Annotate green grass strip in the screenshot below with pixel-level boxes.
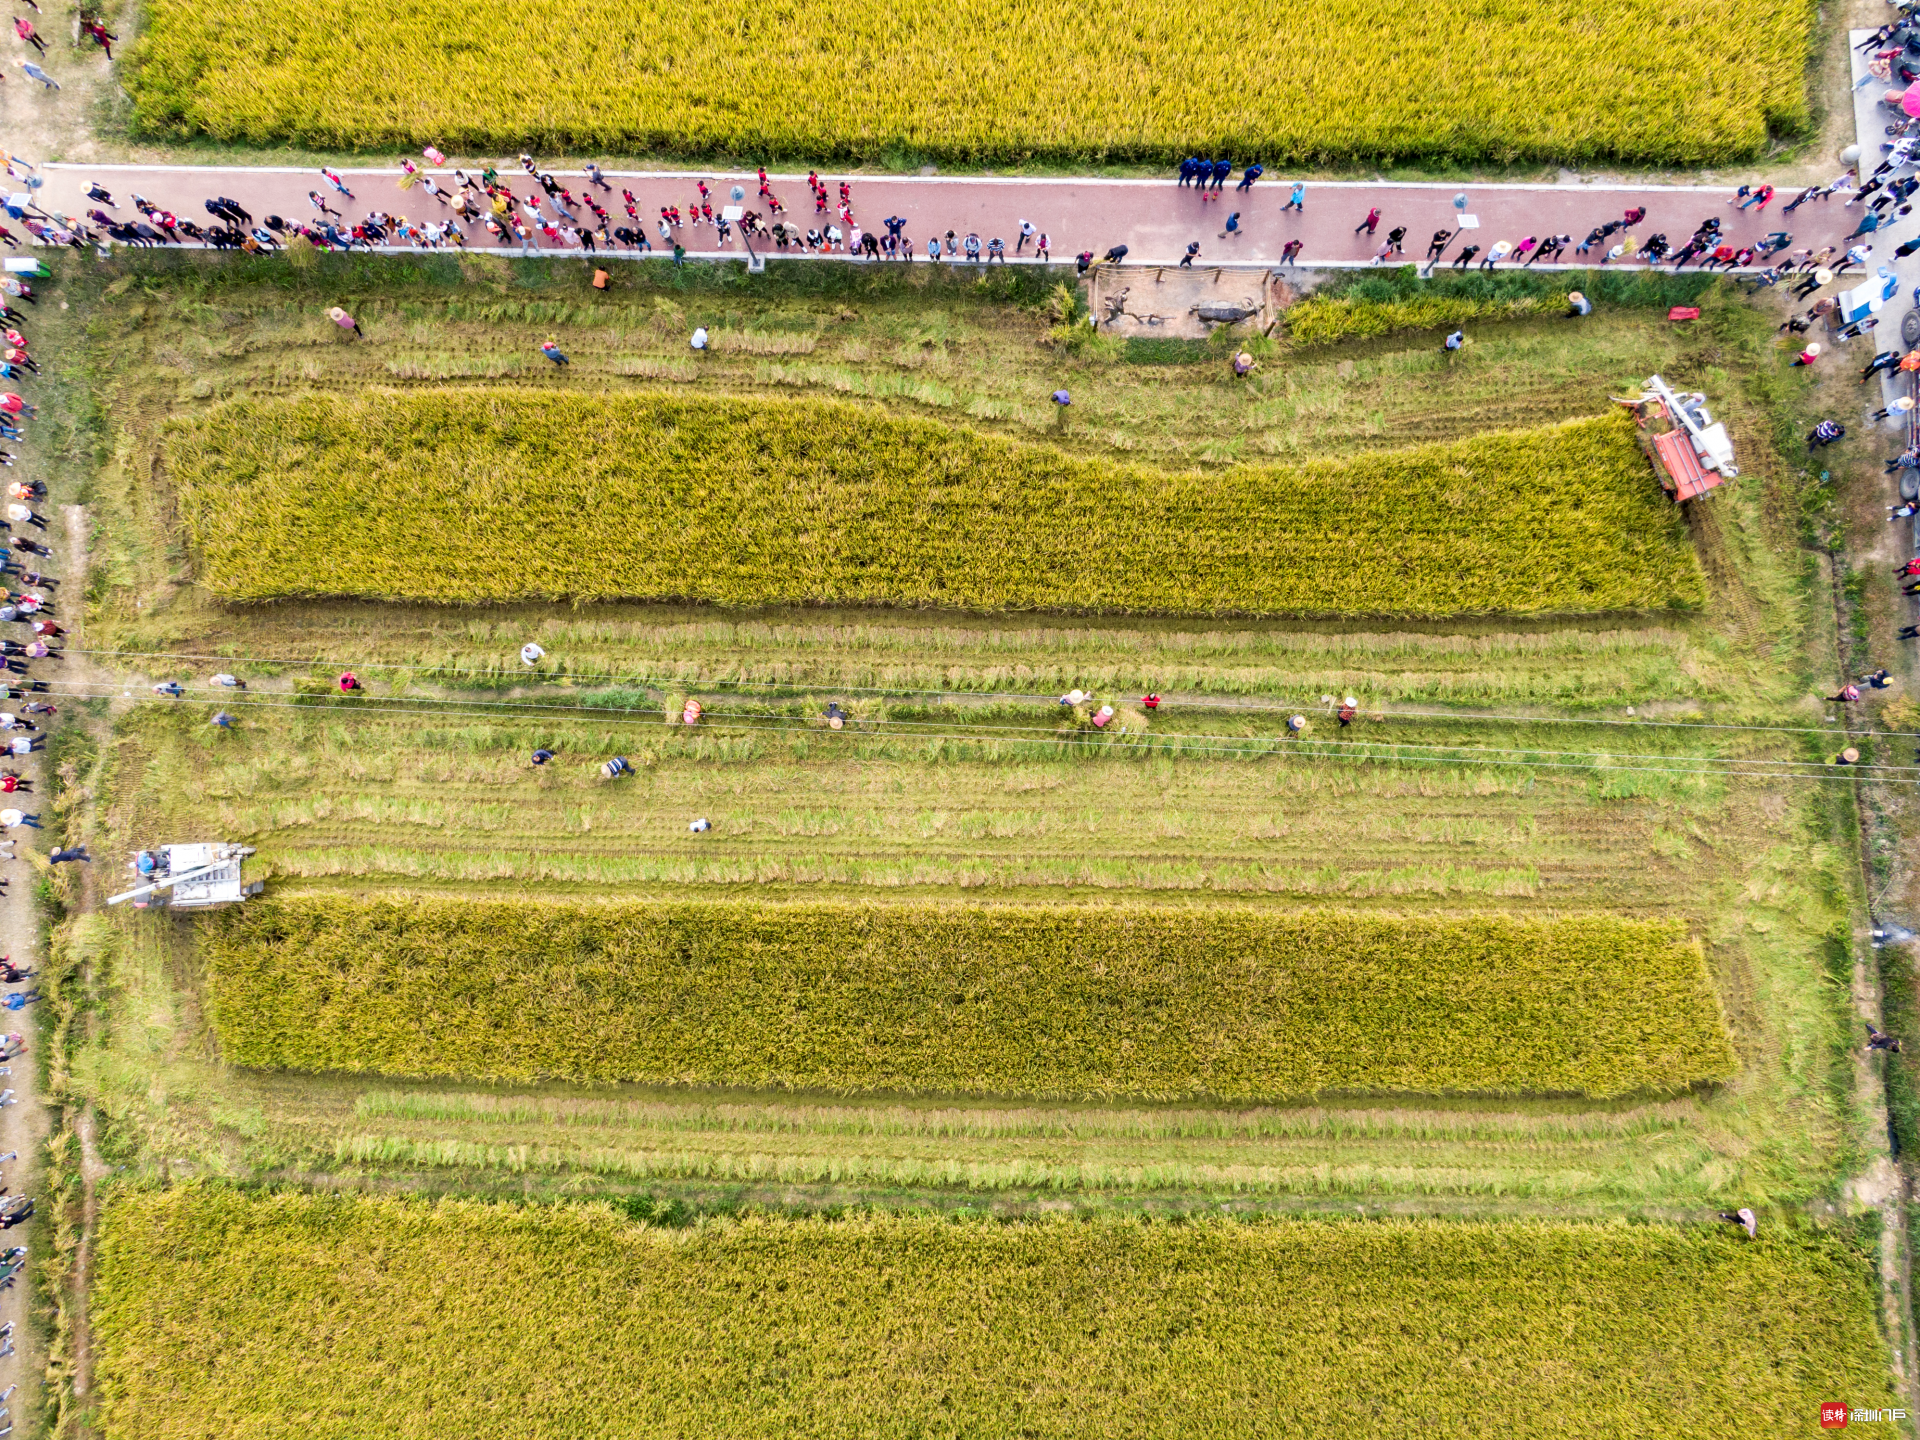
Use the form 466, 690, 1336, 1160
170, 392, 1704, 616
1285, 269, 1722, 345
95, 1189, 1893, 1439
201, 898, 1738, 1100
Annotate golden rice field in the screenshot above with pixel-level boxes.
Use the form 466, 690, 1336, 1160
201, 897, 1739, 1099
169, 391, 1704, 616
93, 1190, 1895, 1440
125, 0, 1816, 164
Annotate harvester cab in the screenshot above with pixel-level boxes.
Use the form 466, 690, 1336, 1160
107, 842, 262, 909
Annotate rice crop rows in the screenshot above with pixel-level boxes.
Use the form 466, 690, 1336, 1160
170, 391, 1704, 616
200, 897, 1738, 1099
125, 0, 1815, 166
93, 1189, 1893, 1440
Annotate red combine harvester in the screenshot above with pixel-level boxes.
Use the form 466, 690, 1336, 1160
1616, 374, 1738, 503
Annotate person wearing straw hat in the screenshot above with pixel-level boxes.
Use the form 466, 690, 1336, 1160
1871, 396, 1916, 422
1564, 290, 1591, 318
326, 306, 362, 338
1834, 747, 1862, 766
1790, 341, 1822, 367
1336, 697, 1358, 727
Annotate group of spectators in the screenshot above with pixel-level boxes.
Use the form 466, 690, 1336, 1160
41, 157, 1065, 265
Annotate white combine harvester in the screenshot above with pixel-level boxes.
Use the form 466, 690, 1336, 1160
106, 843, 262, 909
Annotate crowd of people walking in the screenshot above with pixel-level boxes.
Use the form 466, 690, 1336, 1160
16, 156, 1067, 263
0, 147, 1855, 273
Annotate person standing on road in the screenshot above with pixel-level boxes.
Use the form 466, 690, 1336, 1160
1282, 182, 1304, 213
1426, 229, 1453, 260
1181, 241, 1200, 268
1210, 158, 1232, 192
1846, 211, 1883, 242
1279, 238, 1302, 266
1355, 207, 1380, 236
1235, 163, 1263, 192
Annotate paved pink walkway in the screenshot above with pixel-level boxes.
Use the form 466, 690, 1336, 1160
28, 164, 1862, 271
